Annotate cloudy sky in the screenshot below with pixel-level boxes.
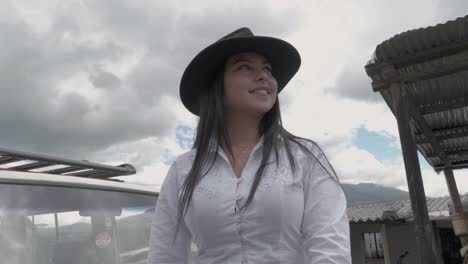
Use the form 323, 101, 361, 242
1, 0, 468, 197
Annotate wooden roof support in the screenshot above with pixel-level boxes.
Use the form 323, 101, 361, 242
390, 84, 436, 264
434, 161, 468, 171
419, 96, 468, 115
443, 169, 466, 253
372, 58, 468, 92
444, 169, 464, 213
405, 94, 451, 167
366, 17, 468, 259
428, 149, 468, 159
416, 125, 468, 144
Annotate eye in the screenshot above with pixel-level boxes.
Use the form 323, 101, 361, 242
238, 64, 251, 70
264, 66, 272, 73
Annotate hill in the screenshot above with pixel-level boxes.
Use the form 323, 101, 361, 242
342, 183, 410, 207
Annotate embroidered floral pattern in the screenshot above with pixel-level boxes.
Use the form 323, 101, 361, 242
257, 165, 294, 192
195, 185, 218, 200
194, 171, 220, 200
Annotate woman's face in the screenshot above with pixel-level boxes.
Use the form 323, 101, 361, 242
223, 52, 278, 117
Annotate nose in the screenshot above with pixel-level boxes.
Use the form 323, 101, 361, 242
255, 69, 268, 82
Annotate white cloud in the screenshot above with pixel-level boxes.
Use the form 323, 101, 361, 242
2, 0, 468, 199
331, 143, 468, 197
122, 162, 170, 187
277, 0, 468, 199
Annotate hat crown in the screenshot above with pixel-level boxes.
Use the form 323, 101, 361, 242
218, 27, 254, 42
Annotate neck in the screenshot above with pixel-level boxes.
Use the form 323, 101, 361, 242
224, 112, 261, 149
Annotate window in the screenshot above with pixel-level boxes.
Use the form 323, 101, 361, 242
116, 206, 154, 263
0, 183, 156, 264
31, 211, 93, 264
363, 232, 384, 259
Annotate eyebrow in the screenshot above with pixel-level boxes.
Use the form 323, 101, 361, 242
230, 57, 271, 66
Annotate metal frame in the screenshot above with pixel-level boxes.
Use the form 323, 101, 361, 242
0, 147, 136, 179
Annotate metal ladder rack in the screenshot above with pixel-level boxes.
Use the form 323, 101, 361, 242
0, 147, 136, 179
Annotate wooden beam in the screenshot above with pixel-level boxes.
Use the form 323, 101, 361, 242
418, 125, 468, 137
419, 97, 468, 115
416, 129, 468, 144
415, 145, 438, 168
444, 169, 464, 214
428, 149, 468, 159
390, 84, 436, 264
434, 161, 468, 171
372, 58, 468, 92
403, 58, 468, 83
406, 94, 451, 167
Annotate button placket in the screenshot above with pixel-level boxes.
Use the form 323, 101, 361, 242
234, 176, 244, 212
234, 176, 246, 237
223, 144, 260, 264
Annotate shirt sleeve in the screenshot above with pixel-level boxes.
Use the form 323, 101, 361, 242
148, 160, 192, 264
302, 150, 351, 263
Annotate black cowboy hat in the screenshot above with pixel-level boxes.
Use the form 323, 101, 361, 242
179, 27, 301, 116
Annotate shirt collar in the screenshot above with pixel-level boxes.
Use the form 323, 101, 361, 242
215, 135, 265, 162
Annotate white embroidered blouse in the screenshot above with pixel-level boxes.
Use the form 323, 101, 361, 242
148, 138, 351, 263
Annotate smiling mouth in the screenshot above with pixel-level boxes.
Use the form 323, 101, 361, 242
249, 87, 270, 95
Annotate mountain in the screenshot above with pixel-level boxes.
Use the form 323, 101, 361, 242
341, 183, 410, 207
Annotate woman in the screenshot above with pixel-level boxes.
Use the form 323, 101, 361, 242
149, 27, 350, 263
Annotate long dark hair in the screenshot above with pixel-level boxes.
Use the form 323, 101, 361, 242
175, 70, 338, 234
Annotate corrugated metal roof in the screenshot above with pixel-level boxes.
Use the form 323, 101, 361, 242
347, 194, 468, 223
365, 15, 468, 171
347, 200, 406, 223
369, 15, 468, 65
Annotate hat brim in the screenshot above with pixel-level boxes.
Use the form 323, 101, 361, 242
180, 36, 301, 116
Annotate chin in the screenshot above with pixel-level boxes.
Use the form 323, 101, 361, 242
249, 104, 274, 116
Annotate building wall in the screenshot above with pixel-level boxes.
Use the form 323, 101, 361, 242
351, 221, 445, 264
382, 222, 417, 264
350, 223, 385, 264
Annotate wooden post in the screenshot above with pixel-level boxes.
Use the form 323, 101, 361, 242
445, 169, 468, 249
444, 169, 464, 213
391, 84, 436, 264
381, 223, 392, 264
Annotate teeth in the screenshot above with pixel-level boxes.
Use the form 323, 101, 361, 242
253, 89, 268, 95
